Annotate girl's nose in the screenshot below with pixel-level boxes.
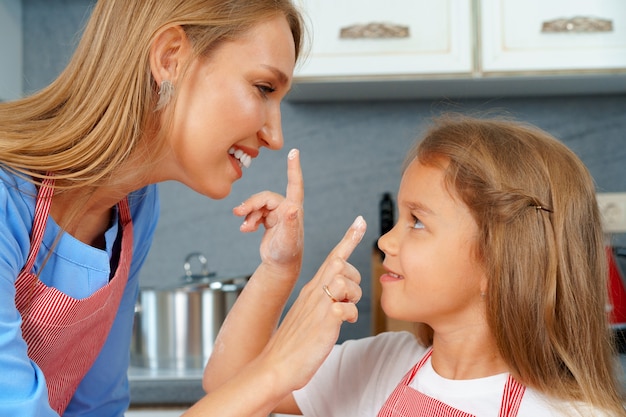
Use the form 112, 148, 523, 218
377, 227, 396, 256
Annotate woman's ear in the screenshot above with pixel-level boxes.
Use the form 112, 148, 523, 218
149, 25, 191, 85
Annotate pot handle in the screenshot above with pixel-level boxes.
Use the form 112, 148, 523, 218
183, 252, 215, 282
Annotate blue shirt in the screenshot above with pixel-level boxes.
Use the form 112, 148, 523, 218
0, 169, 159, 416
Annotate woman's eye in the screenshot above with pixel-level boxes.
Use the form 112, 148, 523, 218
256, 84, 276, 98
411, 215, 425, 229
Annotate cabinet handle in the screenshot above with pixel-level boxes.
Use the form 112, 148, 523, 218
339, 22, 410, 39
541, 16, 613, 33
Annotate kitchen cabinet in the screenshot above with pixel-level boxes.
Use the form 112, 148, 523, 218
480, 0, 626, 73
293, 0, 473, 78
288, 0, 626, 101
0, 0, 22, 101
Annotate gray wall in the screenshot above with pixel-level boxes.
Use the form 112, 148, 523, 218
21, 0, 626, 342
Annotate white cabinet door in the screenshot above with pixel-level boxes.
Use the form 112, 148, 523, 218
0, 0, 22, 101
294, 0, 473, 79
480, 0, 626, 73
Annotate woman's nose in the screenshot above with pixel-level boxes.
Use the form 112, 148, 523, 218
258, 108, 284, 150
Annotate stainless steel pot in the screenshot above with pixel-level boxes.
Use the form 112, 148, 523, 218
130, 253, 249, 370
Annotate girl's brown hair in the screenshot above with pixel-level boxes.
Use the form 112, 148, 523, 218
409, 114, 624, 415
0, 0, 304, 190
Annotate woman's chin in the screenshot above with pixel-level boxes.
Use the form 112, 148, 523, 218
191, 182, 233, 200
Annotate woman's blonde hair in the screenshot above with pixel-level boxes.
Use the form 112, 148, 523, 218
0, 0, 304, 190
409, 114, 624, 415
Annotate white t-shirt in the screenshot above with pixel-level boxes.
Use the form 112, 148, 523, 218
293, 331, 605, 417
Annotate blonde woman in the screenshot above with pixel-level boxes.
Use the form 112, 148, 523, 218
206, 115, 626, 416
0, 0, 342, 415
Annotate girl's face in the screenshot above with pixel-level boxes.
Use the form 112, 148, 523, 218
161, 15, 296, 198
377, 158, 487, 332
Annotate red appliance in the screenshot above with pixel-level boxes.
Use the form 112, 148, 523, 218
607, 247, 626, 353
608, 247, 626, 324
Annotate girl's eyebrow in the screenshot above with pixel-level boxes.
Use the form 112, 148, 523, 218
404, 200, 434, 216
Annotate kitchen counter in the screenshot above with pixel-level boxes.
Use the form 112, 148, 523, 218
128, 366, 204, 406
128, 365, 291, 416
129, 356, 626, 407
128, 354, 626, 408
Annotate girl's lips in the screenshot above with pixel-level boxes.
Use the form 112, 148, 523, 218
380, 270, 404, 283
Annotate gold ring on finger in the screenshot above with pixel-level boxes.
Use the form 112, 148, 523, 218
322, 284, 338, 302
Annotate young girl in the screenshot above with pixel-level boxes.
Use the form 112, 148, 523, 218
205, 114, 626, 416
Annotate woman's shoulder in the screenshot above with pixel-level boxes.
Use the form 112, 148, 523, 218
127, 183, 159, 210
0, 168, 37, 228
0, 169, 36, 282
126, 184, 159, 224
0, 168, 37, 204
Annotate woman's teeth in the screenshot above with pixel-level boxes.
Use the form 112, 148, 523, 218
228, 147, 252, 168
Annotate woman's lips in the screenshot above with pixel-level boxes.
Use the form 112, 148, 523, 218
228, 146, 253, 168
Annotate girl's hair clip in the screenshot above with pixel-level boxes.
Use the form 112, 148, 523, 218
533, 205, 553, 213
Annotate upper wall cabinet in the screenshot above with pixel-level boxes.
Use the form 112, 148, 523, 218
480, 0, 626, 73
288, 0, 626, 101
294, 0, 473, 79
0, 0, 22, 101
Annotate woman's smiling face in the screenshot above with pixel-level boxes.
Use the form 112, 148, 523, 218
161, 14, 296, 199
377, 158, 487, 331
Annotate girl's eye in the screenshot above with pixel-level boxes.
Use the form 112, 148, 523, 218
411, 215, 425, 230
257, 84, 276, 98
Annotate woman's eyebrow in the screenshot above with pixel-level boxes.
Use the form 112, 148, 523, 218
262, 65, 289, 86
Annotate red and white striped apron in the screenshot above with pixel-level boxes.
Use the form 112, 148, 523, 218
378, 349, 526, 417
14, 178, 133, 415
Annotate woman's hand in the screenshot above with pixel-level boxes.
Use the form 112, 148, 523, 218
233, 149, 303, 270
188, 217, 366, 417
257, 215, 367, 392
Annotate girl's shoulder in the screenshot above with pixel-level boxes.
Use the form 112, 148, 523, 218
338, 331, 428, 373
520, 387, 621, 417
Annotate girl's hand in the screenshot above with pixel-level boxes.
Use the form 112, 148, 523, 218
233, 149, 304, 269
258, 215, 367, 391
